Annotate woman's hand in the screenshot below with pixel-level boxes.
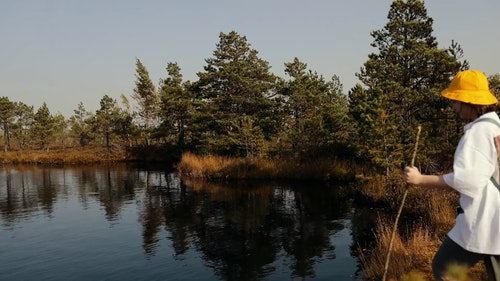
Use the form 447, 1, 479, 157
404, 166, 450, 189
404, 166, 422, 185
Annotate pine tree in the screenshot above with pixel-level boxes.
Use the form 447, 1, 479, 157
280, 58, 349, 158
489, 74, 500, 96
349, 0, 466, 175
69, 102, 94, 147
193, 31, 279, 156
0, 97, 15, 151
31, 103, 55, 150
133, 58, 160, 146
93, 95, 122, 153
52, 113, 68, 149
11, 102, 34, 150
158, 62, 194, 149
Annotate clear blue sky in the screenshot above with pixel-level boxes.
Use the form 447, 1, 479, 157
1, 0, 499, 117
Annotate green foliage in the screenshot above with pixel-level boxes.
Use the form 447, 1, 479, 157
192, 31, 280, 156
52, 113, 68, 148
133, 58, 160, 145
93, 95, 123, 152
489, 74, 500, 96
31, 103, 56, 150
69, 102, 94, 147
227, 114, 266, 158
280, 58, 350, 158
0, 96, 15, 151
11, 101, 34, 150
349, 0, 465, 175
158, 62, 195, 149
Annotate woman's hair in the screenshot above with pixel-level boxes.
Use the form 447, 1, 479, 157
464, 103, 498, 121
476, 104, 497, 116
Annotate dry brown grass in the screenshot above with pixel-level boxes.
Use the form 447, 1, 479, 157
176, 152, 355, 181
0, 147, 127, 165
360, 217, 438, 280
422, 189, 457, 238
355, 175, 390, 202
358, 178, 489, 280
398, 263, 482, 281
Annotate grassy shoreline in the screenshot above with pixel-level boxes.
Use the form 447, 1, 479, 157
175, 152, 357, 182
0, 148, 129, 165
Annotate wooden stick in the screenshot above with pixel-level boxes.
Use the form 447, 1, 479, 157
382, 125, 422, 281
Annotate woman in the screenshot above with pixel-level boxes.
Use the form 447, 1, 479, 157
404, 69, 500, 280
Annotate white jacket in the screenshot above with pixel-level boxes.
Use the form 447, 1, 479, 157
443, 112, 500, 254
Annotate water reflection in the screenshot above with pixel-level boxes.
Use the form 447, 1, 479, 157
0, 164, 366, 280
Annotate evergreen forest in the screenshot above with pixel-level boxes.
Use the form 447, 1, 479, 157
1, 0, 500, 177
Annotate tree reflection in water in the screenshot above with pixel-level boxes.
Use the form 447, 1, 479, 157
0, 164, 367, 280
142, 176, 355, 280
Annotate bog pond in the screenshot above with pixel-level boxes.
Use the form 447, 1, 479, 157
0, 164, 378, 280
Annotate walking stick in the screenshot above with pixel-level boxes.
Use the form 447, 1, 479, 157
382, 125, 422, 281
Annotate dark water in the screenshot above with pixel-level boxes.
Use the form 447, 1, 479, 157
0, 164, 371, 281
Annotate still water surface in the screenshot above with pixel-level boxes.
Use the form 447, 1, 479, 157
0, 164, 370, 280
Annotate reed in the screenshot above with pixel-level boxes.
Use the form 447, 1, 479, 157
0, 147, 127, 164
355, 175, 390, 202
176, 152, 356, 181
360, 217, 437, 280
423, 189, 457, 237
358, 183, 489, 280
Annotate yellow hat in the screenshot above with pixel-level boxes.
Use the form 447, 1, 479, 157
441, 69, 498, 105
